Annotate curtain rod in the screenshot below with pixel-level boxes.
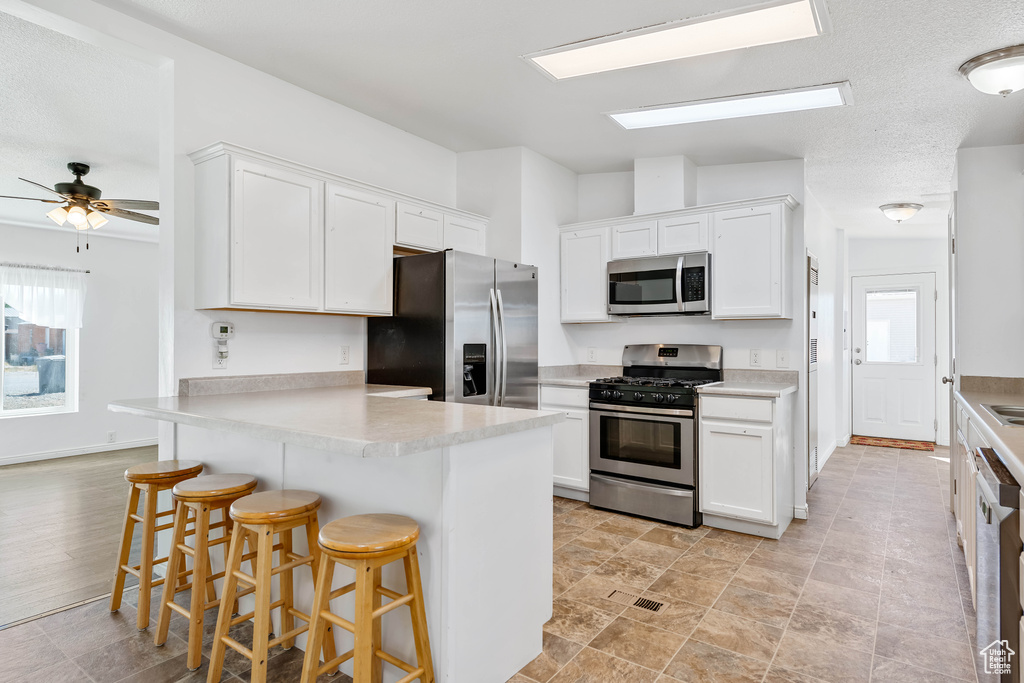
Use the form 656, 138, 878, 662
0, 262, 90, 274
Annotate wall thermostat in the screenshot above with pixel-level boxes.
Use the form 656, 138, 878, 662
212, 322, 235, 339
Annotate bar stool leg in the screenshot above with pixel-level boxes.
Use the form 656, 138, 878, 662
280, 528, 295, 649
185, 503, 212, 670
405, 545, 435, 683
209, 521, 246, 683
110, 483, 141, 613
300, 555, 336, 683
154, 499, 191, 646
251, 526, 275, 682
353, 558, 375, 683
136, 483, 159, 629
305, 518, 338, 669
371, 566, 383, 683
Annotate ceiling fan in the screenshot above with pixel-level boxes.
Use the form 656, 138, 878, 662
0, 162, 159, 231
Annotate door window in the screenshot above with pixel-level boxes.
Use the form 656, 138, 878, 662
865, 288, 918, 363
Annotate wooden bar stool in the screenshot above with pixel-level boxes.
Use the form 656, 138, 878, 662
208, 490, 338, 683
300, 514, 434, 683
111, 459, 205, 630
154, 473, 259, 670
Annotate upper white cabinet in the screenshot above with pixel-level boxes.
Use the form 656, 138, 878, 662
325, 184, 393, 315
561, 227, 611, 323
443, 215, 487, 255
711, 201, 792, 320
611, 221, 658, 260
190, 142, 488, 315
658, 214, 709, 255
396, 202, 444, 251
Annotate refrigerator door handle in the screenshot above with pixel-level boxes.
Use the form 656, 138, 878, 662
489, 288, 502, 406
496, 289, 509, 406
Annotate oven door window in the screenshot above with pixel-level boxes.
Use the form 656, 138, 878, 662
609, 268, 678, 306
599, 415, 681, 469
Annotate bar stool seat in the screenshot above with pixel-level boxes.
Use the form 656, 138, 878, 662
173, 473, 260, 502
318, 513, 420, 556
229, 489, 323, 524
111, 459, 205, 630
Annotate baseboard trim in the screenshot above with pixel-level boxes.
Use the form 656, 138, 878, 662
553, 485, 589, 503
0, 438, 158, 467
793, 504, 809, 520
838, 434, 851, 447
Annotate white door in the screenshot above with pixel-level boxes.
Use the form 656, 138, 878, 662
552, 409, 589, 491
699, 421, 774, 523
324, 184, 393, 315
852, 273, 936, 441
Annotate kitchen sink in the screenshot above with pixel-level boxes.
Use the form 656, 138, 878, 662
983, 404, 1024, 426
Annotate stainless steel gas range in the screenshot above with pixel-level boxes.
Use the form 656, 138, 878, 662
589, 344, 723, 528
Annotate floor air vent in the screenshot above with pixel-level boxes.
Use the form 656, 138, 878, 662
605, 589, 666, 613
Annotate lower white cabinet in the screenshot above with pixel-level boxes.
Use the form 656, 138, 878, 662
699, 392, 794, 538
560, 227, 611, 323
541, 385, 590, 493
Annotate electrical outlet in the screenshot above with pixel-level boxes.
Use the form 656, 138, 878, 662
750, 349, 762, 367
587, 347, 597, 363
107, 431, 116, 443
214, 356, 227, 370
340, 346, 350, 365
776, 349, 789, 368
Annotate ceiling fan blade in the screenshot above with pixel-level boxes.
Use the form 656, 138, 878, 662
0, 194, 63, 203
92, 199, 159, 211
18, 177, 71, 199
100, 207, 159, 225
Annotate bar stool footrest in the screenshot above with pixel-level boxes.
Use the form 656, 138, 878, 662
377, 648, 422, 678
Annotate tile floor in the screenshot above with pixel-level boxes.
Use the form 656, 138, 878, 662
512, 443, 979, 683
0, 447, 153, 626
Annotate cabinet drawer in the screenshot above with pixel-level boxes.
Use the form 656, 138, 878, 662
541, 385, 589, 409
700, 396, 773, 423
968, 421, 990, 451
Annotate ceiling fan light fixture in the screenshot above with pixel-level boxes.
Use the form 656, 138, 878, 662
46, 206, 68, 225
87, 210, 108, 229
880, 203, 923, 223
66, 205, 88, 227
960, 45, 1024, 96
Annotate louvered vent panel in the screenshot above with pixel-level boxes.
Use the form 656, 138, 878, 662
810, 267, 819, 285
809, 339, 818, 364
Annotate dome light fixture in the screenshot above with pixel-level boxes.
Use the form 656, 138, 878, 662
960, 45, 1024, 96
880, 203, 923, 223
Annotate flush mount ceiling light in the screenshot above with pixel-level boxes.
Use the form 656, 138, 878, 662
607, 82, 852, 129
525, 0, 830, 80
960, 45, 1024, 96
879, 203, 923, 223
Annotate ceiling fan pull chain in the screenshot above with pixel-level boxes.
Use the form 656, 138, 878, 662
76, 230, 80, 254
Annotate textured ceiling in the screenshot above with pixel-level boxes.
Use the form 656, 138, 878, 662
0, 11, 158, 242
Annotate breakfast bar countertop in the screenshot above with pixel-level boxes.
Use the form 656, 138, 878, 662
109, 384, 563, 458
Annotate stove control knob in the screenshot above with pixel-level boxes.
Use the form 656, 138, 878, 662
666, 394, 678, 403
633, 392, 644, 401
653, 393, 665, 403
599, 390, 611, 399
612, 391, 623, 400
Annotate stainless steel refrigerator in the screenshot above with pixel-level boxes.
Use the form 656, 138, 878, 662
367, 250, 539, 408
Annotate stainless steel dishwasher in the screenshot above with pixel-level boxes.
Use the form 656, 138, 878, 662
975, 447, 1021, 683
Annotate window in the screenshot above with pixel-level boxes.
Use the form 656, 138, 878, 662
864, 288, 918, 363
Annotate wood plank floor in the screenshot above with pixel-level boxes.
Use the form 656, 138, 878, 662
0, 446, 154, 627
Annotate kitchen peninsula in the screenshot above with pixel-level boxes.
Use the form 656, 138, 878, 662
109, 381, 562, 683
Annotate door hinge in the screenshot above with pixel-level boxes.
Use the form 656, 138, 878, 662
934, 419, 939, 431
935, 354, 938, 367
935, 290, 938, 302
952, 237, 956, 254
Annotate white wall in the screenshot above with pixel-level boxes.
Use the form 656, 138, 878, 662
955, 144, 1024, 379
577, 171, 634, 222
457, 147, 524, 263
847, 237, 951, 446
0, 224, 158, 463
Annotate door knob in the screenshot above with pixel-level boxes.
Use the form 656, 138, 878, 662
854, 359, 862, 365
942, 376, 954, 384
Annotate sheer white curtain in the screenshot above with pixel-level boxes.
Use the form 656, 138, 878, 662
0, 265, 88, 329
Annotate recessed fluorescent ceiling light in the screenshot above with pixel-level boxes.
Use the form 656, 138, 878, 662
608, 82, 852, 129
527, 0, 829, 80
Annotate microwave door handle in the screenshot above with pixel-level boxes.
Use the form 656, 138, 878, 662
675, 256, 685, 311
489, 288, 502, 407
496, 289, 509, 406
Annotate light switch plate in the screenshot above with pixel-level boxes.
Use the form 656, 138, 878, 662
776, 350, 789, 368
587, 348, 597, 363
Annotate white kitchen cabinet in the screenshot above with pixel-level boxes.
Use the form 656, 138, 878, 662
610, 221, 658, 260
541, 385, 590, 497
699, 391, 795, 538
324, 184, 393, 315
444, 215, 486, 255
396, 202, 444, 251
711, 201, 791, 319
658, 214, 709, 255
561, 227, 611, 323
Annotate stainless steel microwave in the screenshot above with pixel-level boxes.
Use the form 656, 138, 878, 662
608, 252, 710, 316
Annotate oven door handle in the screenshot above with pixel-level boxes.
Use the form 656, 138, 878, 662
590, 402, 693, 418
675, 255, 685, 311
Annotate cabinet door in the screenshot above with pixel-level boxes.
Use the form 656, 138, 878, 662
396, 202, 444, 251
658, 214, 709, 255
231, 158, 323, 310
551, 409, 589, 491
324, 184, 394, 315
444, 215, 486, 255
711, 203, 785, 319
611, 221, 657, 260
699, 421, 775, 523
560, 227, 610, 322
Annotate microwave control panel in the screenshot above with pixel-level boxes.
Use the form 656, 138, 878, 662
683, 267, 705, 302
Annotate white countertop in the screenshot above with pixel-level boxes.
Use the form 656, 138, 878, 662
539, 377, 593, 388
956, 389, 1024, 486
697, 381, 798, 398
109, 384, 563, 458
